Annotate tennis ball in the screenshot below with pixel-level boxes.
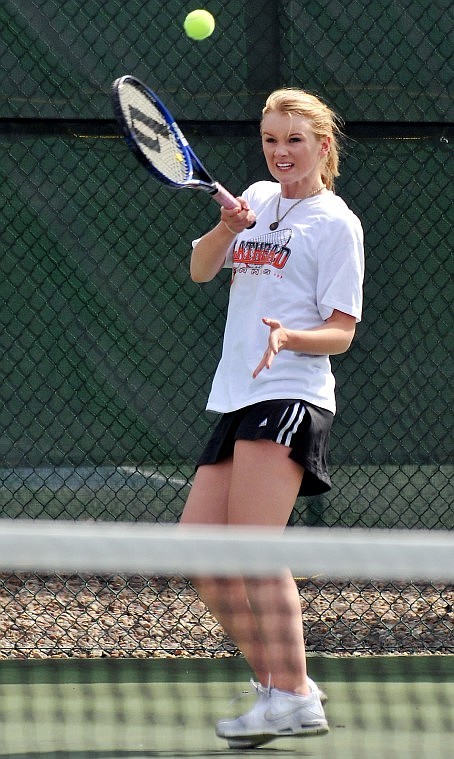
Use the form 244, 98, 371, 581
183, 9, 215, 41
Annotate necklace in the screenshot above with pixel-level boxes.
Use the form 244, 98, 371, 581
269, 185, 325, 230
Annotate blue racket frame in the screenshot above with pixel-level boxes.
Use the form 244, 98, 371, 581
112, 75, 239, 208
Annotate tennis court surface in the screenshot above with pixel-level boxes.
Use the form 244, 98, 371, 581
0, 521, 452, 759
0, 655, 453, 758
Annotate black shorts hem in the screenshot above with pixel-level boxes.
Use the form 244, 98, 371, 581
196, 399, 333, 498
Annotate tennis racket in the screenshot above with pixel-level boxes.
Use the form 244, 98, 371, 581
111, 75, 240, 210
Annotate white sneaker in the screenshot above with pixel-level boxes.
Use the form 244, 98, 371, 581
216, 680, 329, 749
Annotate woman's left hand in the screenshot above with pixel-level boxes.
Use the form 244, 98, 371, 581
253, 309, 357, 378
252, 317, 287, 378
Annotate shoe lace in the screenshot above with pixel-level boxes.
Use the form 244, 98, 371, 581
255, 674, 272, 697
227, 677, 272, 707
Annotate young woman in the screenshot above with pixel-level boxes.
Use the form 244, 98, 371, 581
180, 88, 364, 748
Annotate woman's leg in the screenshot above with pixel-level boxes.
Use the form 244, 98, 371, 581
227, 439, 309, 695
180, 459, 273, 685
181, 440, 308, 694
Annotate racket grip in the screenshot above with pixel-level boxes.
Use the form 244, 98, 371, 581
211, 183, 241, 210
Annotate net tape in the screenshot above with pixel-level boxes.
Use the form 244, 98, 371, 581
0, 520, 453, 580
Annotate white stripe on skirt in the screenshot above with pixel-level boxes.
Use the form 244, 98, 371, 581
276, 402, 306, 446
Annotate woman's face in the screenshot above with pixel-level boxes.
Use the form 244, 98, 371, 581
261, 111, 329, 197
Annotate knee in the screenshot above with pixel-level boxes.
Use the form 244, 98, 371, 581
191, 576, 242, 609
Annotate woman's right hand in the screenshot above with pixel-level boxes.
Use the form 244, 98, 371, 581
220, 197, 256, 235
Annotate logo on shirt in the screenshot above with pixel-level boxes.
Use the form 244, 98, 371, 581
232, 228, 292, 279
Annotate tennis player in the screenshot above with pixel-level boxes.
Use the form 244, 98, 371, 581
181, 88, 364, 748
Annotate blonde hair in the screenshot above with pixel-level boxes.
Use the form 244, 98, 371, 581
261, 88, 342, 191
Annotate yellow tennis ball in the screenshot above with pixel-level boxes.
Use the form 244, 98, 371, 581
184, 9, 215, 41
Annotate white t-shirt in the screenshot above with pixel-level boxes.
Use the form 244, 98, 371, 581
200, 181, 364, 415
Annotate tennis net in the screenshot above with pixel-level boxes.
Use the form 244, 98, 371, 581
0, 519, 452, 758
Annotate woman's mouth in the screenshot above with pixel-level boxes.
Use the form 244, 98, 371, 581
276, 162, 293, 170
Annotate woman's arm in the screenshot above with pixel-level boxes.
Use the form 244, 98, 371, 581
190, 221, 237, 282
253, 310, 357, 378
190, 198, 256, 283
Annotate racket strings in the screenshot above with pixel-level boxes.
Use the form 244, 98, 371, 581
118, 82, 190, 183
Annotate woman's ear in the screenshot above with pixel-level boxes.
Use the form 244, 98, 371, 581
320, 135, 331, 156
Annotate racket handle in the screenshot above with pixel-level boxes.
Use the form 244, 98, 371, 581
211, 183, 241, 210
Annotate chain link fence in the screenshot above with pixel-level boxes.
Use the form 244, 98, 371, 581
0, 0, 452, 657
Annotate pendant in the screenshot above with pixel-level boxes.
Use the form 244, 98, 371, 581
269, 221, 279, 231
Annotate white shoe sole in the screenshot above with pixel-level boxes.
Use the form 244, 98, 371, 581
226, 723, 329, 749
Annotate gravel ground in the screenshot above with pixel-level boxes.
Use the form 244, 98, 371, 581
0, 573, 452, 658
